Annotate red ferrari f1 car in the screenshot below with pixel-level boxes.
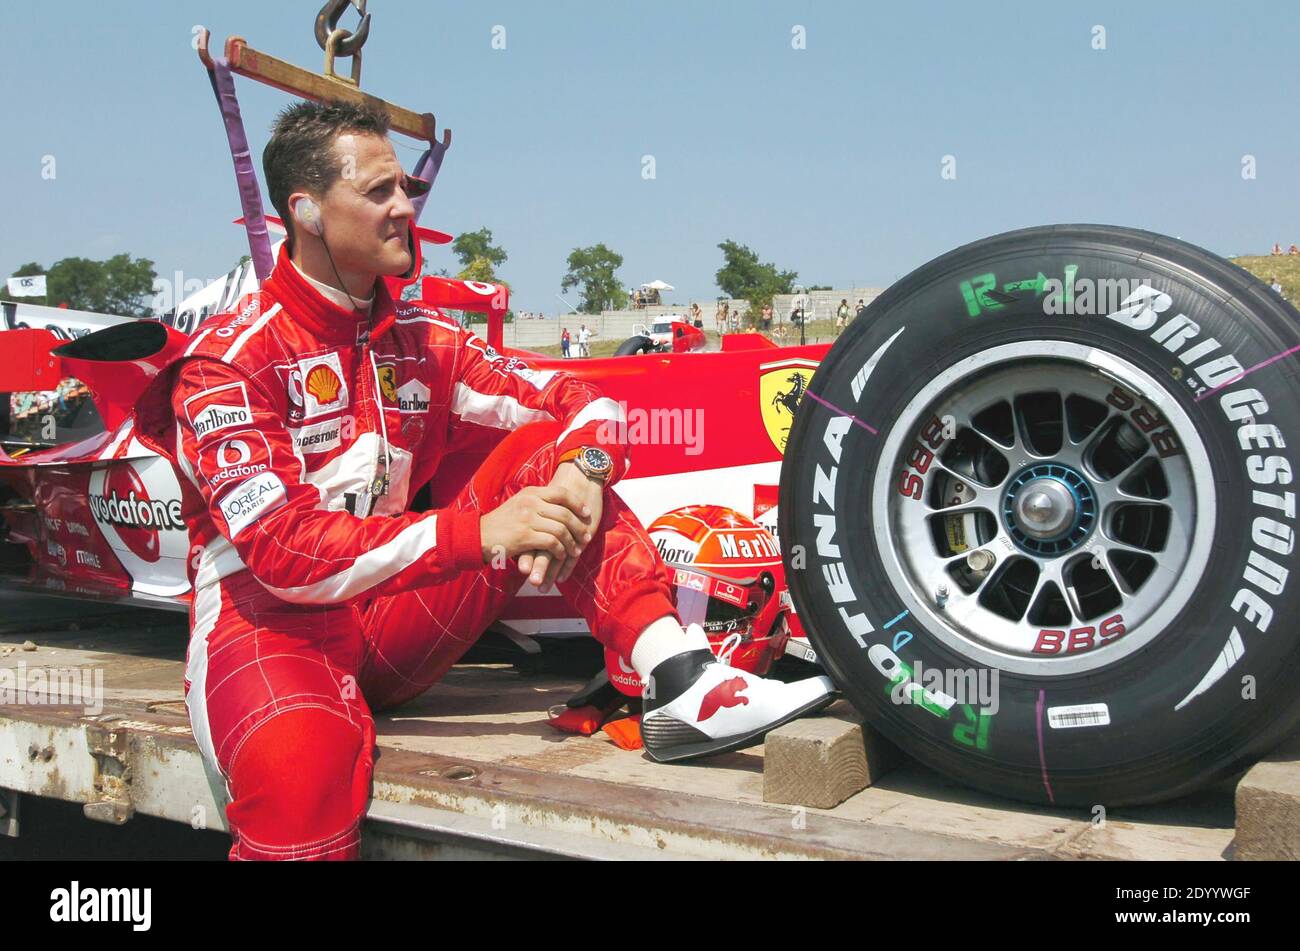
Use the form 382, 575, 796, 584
2, 13, 1298, 811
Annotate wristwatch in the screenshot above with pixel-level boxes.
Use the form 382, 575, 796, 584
561, 446, 614, 484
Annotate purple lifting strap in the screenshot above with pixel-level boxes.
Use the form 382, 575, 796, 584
205, 57, 448, 272
409, 135, 449, 223
206, 57, 276, 283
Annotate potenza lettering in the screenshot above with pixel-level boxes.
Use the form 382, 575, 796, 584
219, 472, 287, 537
184, 382, 253, 440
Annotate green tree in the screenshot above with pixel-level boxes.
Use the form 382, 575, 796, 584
561, 243, 624, 315
455, 257, 513, 323
458, 256, 505, 285
715, 240, 797, 319
3, 254, 157, 317
452, 228, 507, 273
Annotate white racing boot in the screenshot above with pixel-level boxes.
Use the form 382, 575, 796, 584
640, 624, 836, 762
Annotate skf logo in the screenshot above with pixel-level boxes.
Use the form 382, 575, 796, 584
758, 357, 819, 455
296, 352, 349, 420
377, 365, 398, 403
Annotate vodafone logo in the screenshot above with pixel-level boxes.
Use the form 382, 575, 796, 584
213, 299, 261, 338
198, 430, 272, 489
217, 438, 251, 467
604, 646, 644, 695
89, 464, 185, 564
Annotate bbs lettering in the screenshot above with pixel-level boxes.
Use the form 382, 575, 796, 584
896, 415, 949, 500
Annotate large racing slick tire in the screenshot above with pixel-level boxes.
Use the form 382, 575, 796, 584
614, 335, 654, 356
779, 224, 1300, 807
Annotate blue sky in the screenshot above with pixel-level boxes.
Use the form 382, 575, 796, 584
3, 1, 1297, 314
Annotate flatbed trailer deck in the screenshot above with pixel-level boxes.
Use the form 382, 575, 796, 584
0, 594, 1239, 860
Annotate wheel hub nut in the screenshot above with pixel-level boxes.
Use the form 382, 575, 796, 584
1012, 477, 1077, 539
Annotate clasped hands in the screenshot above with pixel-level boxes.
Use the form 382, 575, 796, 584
478, 461, 604, 593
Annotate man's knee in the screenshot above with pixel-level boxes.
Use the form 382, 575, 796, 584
225, 707, 371, 860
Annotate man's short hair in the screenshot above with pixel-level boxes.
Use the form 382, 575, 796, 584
263, 99, 391, 242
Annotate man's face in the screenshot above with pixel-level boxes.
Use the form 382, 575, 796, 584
315, 133, 414, 277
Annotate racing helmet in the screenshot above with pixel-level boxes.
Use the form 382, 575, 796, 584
650, 504, 791, 675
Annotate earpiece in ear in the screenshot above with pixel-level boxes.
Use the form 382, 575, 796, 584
295, 198, 322, 237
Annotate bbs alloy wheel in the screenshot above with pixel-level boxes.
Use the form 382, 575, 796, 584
780, 225, 1300, 806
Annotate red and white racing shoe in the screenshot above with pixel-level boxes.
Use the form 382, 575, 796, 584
641, 625, 836, 762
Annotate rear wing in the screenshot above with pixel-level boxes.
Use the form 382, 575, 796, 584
421, 277, 509, 353
0, 322, 189, 433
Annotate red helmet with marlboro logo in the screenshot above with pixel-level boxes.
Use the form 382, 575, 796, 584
652, 504, 791, 674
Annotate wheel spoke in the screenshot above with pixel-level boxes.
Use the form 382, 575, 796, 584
1085, 545, 1137, 597
931, 459, 1003, 506
881, 350, 1210, 667
1026, 559, 1082, 624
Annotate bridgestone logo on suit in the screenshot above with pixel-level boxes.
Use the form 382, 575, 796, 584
219, 472, 287, 538
291, 420, 342, 453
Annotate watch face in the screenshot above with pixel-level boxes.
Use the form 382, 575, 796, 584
582, 447, 612, 473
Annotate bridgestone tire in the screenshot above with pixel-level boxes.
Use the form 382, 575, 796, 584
614, 335, 653, 356
779, 224, 1300, 807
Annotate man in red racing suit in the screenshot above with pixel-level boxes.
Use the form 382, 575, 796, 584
133, 101, 833, 860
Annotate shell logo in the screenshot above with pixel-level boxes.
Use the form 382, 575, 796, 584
305, 365, 342, 404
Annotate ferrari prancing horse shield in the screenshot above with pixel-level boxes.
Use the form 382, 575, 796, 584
759, 357, 818, 454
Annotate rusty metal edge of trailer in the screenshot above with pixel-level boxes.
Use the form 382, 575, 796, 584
0, 702, 1053, 861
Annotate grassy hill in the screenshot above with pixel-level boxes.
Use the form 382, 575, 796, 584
1230, 254, 1300, 305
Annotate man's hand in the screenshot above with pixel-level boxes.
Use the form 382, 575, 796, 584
519, 462, 605, 592
479, 484, 592, 583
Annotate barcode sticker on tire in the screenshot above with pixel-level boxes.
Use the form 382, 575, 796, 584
1047, 703, 1110, 729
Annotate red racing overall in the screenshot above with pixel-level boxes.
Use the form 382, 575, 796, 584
134, 245, 677, 860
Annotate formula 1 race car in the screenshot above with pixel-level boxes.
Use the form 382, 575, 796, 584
615, 317, 707, 356
2, 14, 1298, 811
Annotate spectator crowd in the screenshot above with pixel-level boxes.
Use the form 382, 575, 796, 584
6, 377, 92, 444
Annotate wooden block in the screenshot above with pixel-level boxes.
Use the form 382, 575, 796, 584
763, 702, 903, 809
1234, 729, 1300, 861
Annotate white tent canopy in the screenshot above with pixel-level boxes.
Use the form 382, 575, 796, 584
640, 280, 674, 291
